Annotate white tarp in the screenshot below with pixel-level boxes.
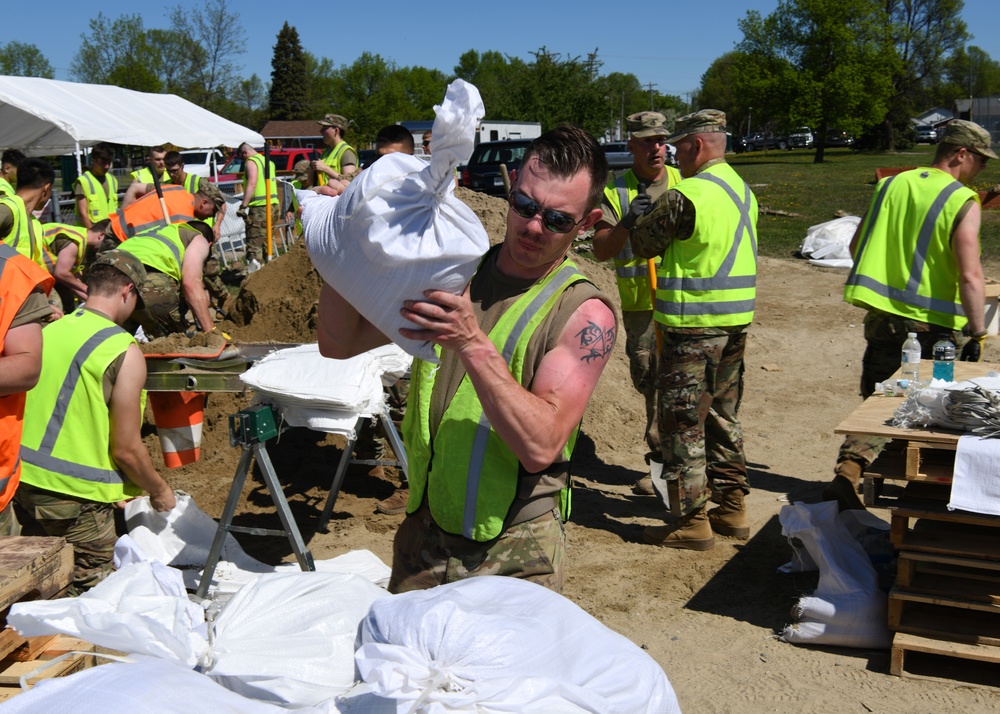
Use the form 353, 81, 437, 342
0, 75, 263, 156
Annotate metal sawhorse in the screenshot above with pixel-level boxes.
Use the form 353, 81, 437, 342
196, 405, 315, 599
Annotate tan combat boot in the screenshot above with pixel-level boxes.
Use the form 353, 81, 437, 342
707, 490, 750, 540
821, 460, 866, 512
642, 506, 715, 550
631, 475, 655, 496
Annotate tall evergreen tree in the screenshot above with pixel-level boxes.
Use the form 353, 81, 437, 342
269, 22, 310, 120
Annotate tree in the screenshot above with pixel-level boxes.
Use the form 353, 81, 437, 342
269, 22, 310, 120
168, 0, 245, 111
737, 0, 895, 162
0, 41, 54, 78
941, 45, 1000, 101
71, 13, 164, 92
330, 53, 410, 146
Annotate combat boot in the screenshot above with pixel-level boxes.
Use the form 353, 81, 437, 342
642, 506, 715, 550
707, 490, 750, 540
631, 475, 655, 496
821, 460, 866, 512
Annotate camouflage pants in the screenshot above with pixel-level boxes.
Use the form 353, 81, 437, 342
15, 484, 116, 596
356, 378, 410, 467
0, 501, 21, 536
657, 328, 749, 516
243, 205, 278, 263
388, 504, 565, 594
623, 310, 659, 461
133, 271, 189, 338
203, 255, 228, 311
838, 311, 955, 470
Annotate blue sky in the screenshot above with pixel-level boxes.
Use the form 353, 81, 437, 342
8, 0, 1000, 106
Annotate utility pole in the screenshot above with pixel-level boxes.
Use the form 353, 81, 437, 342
646, 82, 657, 110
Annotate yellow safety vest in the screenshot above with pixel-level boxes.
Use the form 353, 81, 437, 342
245, 154, 277, 207
41, 223, 88, 274
403, 259, 591, 541
654, 163, 758, 328
20, 308, 142, 503
75, 170, 119, 224
317, 142, 355, 187
844, 167, 977, 330
603, 167, 681, 311
130, 167, 169, 186
0, 194, 47, 269
0, 177, 13, 197
118, 224, 187, 282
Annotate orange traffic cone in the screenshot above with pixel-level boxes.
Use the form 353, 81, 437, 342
149, 391, 206, 468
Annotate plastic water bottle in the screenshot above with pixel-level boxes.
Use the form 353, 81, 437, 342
901, 332, 921, 383
932, 334, 955, 381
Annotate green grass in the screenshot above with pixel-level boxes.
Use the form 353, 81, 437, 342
728, 145, 1000, 262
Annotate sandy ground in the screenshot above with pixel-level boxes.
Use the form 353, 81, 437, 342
149, 190, 1000, 713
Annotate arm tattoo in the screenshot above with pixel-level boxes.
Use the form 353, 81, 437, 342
576, 321, 616, 363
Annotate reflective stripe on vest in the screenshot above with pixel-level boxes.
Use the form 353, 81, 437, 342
845, 174, 968, 319
405, 260, 588, 541
118, 224, 185, 281
43, 223, 87, 273
655, 165, 757, 325
76, 171, 119, 223
317, 143, 355, 187
0, 194, 45, 268
111, 186, 194, 240
19, 310, 140, 500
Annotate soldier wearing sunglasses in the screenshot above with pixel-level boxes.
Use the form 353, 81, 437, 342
318, 126, 616, 594
630, 110, 759, 551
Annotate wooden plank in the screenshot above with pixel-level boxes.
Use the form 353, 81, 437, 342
897, 520, 1000, 561
891, 586, 1000, 613
893, 631, 1000, 665
0, 630, 25, 661
891, 632, 1000, 686
892, 600, 1000, 646
897, 569, 1000, 605
0, 537, 73, 618
4, 635, 59, 662
0, 636, 95, 686
902, 550, 1000, 572
892, 500, 1000, 528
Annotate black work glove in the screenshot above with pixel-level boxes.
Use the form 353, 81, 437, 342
621, 183, 651, 230
960, 333, 986, 362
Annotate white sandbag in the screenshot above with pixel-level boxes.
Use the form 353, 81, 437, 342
798, 215, 859, 269
0, 657, 326, 714
779, 501, 892, 649
356, 576, 680, 713
205, 572, 389, 707
6, 561, 209, 666
303, 79, 489, 362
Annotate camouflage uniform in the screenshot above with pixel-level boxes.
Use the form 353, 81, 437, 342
202, 254, 229, 314
243, 205, 278, 264
656, 327, 749, 516
623, 310, 659, 457
388, 503, 565, 594
15, 484, 117, 596
838, 310, 955, 469
133, 271, 189, 338
0, 502, 20, 536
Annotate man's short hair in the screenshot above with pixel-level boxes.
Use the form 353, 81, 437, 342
521, 125, 608, 209
1, 149, 25, 168
17, 158, 55, 189
148, 145, 167, 157
185, 220, 215, 243
164, 150, 184, 167
90, 218, 111, 235
86, 263, 137, 298
90, 144, 114, 165
375, 125, 415, 153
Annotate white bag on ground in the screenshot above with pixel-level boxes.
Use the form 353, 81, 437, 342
798, 216, 859, 269
303, 79, 489, 362
779, 501, 892, 649
204, 572, 389, 707
356, 576, 680, 713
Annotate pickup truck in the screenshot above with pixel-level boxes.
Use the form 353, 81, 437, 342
735, 132, 789, 153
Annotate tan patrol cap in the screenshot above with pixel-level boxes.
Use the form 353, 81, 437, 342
196, 180, 226, 212
939, 119, 998, 159
627, 112, 669, 138
293, 159, 311, 180
318, 114, 349, 130
91, 250, 146, 307
666, 109, 727, 144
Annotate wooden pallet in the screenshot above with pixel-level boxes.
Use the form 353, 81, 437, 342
891, 632, 1000, 686
0, 537, 73, 619
889, 501, 1000, 560
0, 635, 96, 701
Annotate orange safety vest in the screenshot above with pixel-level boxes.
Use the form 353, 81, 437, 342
0, 243, 54, 511
107, 186, 199, 243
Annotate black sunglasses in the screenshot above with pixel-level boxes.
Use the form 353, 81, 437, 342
508, 190, 584, 234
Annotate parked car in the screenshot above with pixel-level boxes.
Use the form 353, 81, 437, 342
461, 139, 532, 196
602, 141, 678, 169
788, 127, 813, 149
825, 129, 855, 147
179, 148, 225, 179
738, 132, 789, 152
218, 147, 319, 182
914, 125, 938, 144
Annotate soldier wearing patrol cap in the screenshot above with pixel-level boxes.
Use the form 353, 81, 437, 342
630, 109, 758, 550
18, 249, 176, 595
827, 119, 994, 512
593, 112, 682, 496
313, 113, 358, 187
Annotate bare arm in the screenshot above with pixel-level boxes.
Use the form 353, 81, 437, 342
317, 282, 390, 359
181, 235, 214, 332
241, 161, 258, 209
120, 182, 152, 209
0, 322, 43, 396
400, 288, 616, 472
109, 346, 175, 511
213, 202, 226, 242
75, 195, 93, 229
54, 245, 88, 300
592, 221, 630, 262
953, 201, 986, 335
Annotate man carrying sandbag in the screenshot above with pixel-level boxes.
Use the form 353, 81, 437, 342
317, 126, 616, 594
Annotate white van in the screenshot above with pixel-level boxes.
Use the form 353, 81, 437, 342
178, 148, 225, 179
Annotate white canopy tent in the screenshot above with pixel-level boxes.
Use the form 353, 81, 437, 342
0, 75, 264, 160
